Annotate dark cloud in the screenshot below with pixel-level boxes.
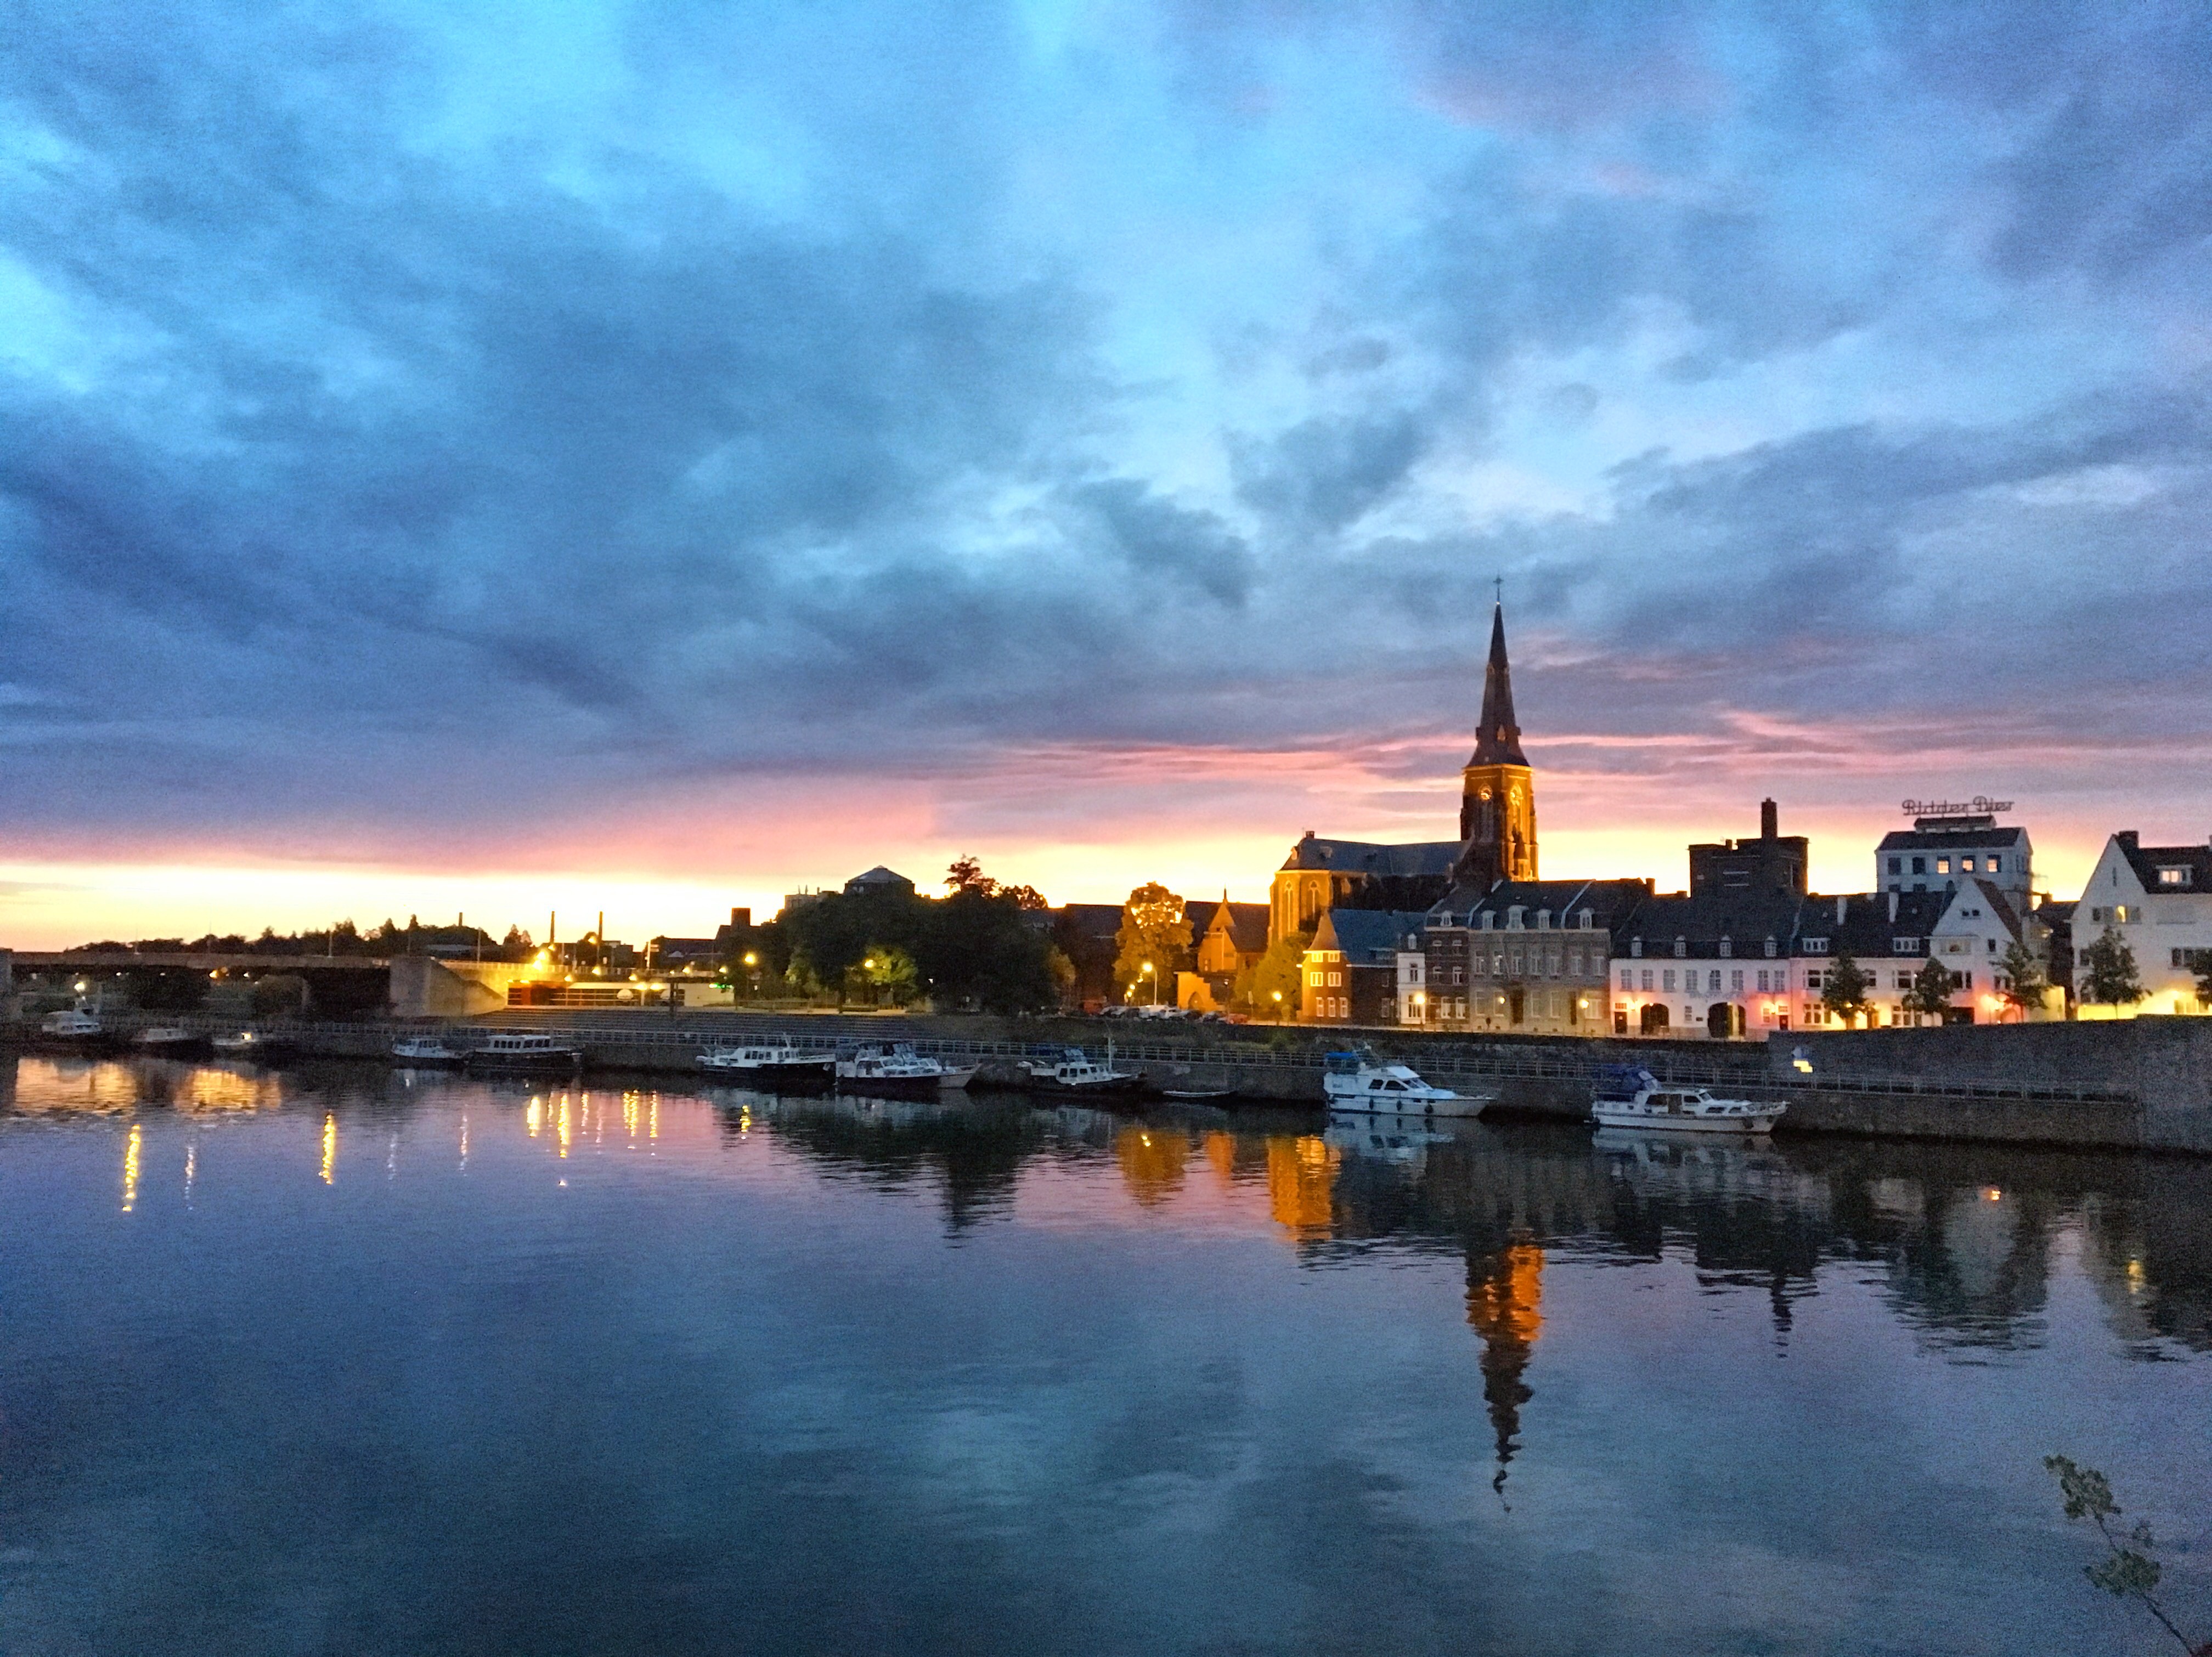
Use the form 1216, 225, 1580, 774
2, 0, 2209, 863
1232, 412, 1430, 536
1067, 479, 1253, 605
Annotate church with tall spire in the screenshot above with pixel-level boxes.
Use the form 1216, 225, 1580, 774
1267, 595, 1541, 948
1455, 601, 1538, 891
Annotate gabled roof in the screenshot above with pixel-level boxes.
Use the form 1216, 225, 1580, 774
1469, 603, 1528, 767
1051, 903, 1125, 940
1311, 908, 1431, 964
1876, 825, 2029, 852
1199, 898, 1269, 953
1796, 890, 1954, 959
1279, 834, 1460, 878
1617, 890, 1953, 960
2112, 831, 2212, 894
1432, 878, 1652, 929
1932, 877, 2024, 944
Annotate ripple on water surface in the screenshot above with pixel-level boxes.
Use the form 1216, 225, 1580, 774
0, 1056, 2207, 1656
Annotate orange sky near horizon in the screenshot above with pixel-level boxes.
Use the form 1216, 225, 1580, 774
0, 803, 2120, 951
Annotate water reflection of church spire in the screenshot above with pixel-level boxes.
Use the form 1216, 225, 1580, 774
1465, 1237, 1543, 1494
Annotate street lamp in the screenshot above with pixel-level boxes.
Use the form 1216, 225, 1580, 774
742, 951, 759, 1002
1271, 989, 1283, 1023
1142, 960, 1156, 1005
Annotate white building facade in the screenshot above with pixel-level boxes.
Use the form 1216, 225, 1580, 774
2075, 832, 2212, 1017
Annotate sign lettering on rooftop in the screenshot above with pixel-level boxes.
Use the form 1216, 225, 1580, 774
1900, 796, 2014, 816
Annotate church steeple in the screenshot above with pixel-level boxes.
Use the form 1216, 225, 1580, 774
1457, 598, 1537, 888
1469, 602, 1527, 767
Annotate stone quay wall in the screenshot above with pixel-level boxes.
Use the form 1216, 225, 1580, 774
7, 1006, 2209, 1153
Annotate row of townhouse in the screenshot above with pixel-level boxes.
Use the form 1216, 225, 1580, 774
1306, 876, 2043, 1039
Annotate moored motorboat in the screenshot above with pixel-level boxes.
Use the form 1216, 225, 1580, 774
465, 1031, 584, 1073
1590, 1065, 1785, 1134
1321, 1049, 1488, 1118
698, 1038, 834, 1086
37, 1006, 104, 1047
391, 1035, 465, 1067
1017, 1046, 1143, 1095
836, 1042, 947, 1098
135, 1026, 213, 1059
212, 1030, 293, 1061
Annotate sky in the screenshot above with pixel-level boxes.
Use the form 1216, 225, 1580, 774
3, 0, 2210, 947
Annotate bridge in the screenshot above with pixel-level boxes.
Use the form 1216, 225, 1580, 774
7, 951, 398, 972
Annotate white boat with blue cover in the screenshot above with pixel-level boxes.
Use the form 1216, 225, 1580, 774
1590, 1065, 1785, 1134
1321, 1049, 1489, 1118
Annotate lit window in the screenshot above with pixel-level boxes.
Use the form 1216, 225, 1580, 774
2159, 867, 2192, 887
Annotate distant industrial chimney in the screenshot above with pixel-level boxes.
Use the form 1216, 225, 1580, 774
1760, 798, 1779, 840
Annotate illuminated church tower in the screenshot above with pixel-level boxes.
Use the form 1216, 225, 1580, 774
1456, 601, 1537, 890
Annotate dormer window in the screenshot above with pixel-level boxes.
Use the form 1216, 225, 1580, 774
1630, 938, 1644, 958
1764, 937, 1777, 958
2159, 867, 2193, 887
1804, 937, 1830, 954
1578, 909, 1593, 929
1536, 909, 1550, 929
1672, 937, 1686, 958
1507, 906, 1525, 929
1893, 937, 1921, 953
1719, 937, 1732, 958
1481, 913, 1495, 931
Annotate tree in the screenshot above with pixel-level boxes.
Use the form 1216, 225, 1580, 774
1901, 956, 1956, 1022
853, 943, 919, 1006
1114, 883, 1190, 1003
502, 925, 533, 952
2079, 926, 2145, 1010
2000, 939, 2047, 1020
945, 856, 996, 897
1819, 953, 1871, 1025
2185, 948, 2212, 1008
918, 889, 1059, 1013
2045, 1456, 2207, 1655
1237, 930, 1310, 1021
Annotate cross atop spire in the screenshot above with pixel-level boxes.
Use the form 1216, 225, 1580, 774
1469, 601, 1527, 766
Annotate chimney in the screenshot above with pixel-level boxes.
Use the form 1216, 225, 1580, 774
1760, 798, 1779, 840
1835, 894, 1846, 925
1888, 890, 1898, 923
2118, 831, 2139, 850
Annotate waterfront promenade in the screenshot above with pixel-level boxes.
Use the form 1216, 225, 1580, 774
10, 1007, 2209, 1154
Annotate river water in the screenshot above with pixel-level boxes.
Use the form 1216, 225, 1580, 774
0, 1055, 2206, 1656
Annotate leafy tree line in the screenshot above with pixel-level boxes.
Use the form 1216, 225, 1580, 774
73, 917, 531, 959
760, 861, 1070, 1014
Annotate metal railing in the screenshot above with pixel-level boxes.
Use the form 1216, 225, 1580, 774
2, 1011, 2138, 1106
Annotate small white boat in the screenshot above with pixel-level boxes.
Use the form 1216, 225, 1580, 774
1321, 1049, 1488, 1118
698, 1038, 834, 1085
837, 1043, 947, 1097
466, 1031, 583, 1073
38, 1007, 103, 1043
391, 1035, 464, 1066
1018, 1046, 1143, 1095
212, 1030, 291, 1060
1590, 1066, 1785, 1135
135, 1026, 212, 1057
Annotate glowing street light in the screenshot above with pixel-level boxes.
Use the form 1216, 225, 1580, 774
1141, 960, 1157, 1005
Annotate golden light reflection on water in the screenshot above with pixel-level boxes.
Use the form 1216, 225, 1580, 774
557, 1096, 572, 1158
1266, 1135, 1339, 1241
184, 1141, 197, 1203
526, 1097, 544, 1136
121, 1122, 142, 1212
320, 1113, 336, 1186
181, 1068, 280, 1114
10, 1059, 140, 1115
1116, 1126, 1189, 1208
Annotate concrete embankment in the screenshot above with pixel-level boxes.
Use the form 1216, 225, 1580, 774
7, 1009, 2210, 1153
